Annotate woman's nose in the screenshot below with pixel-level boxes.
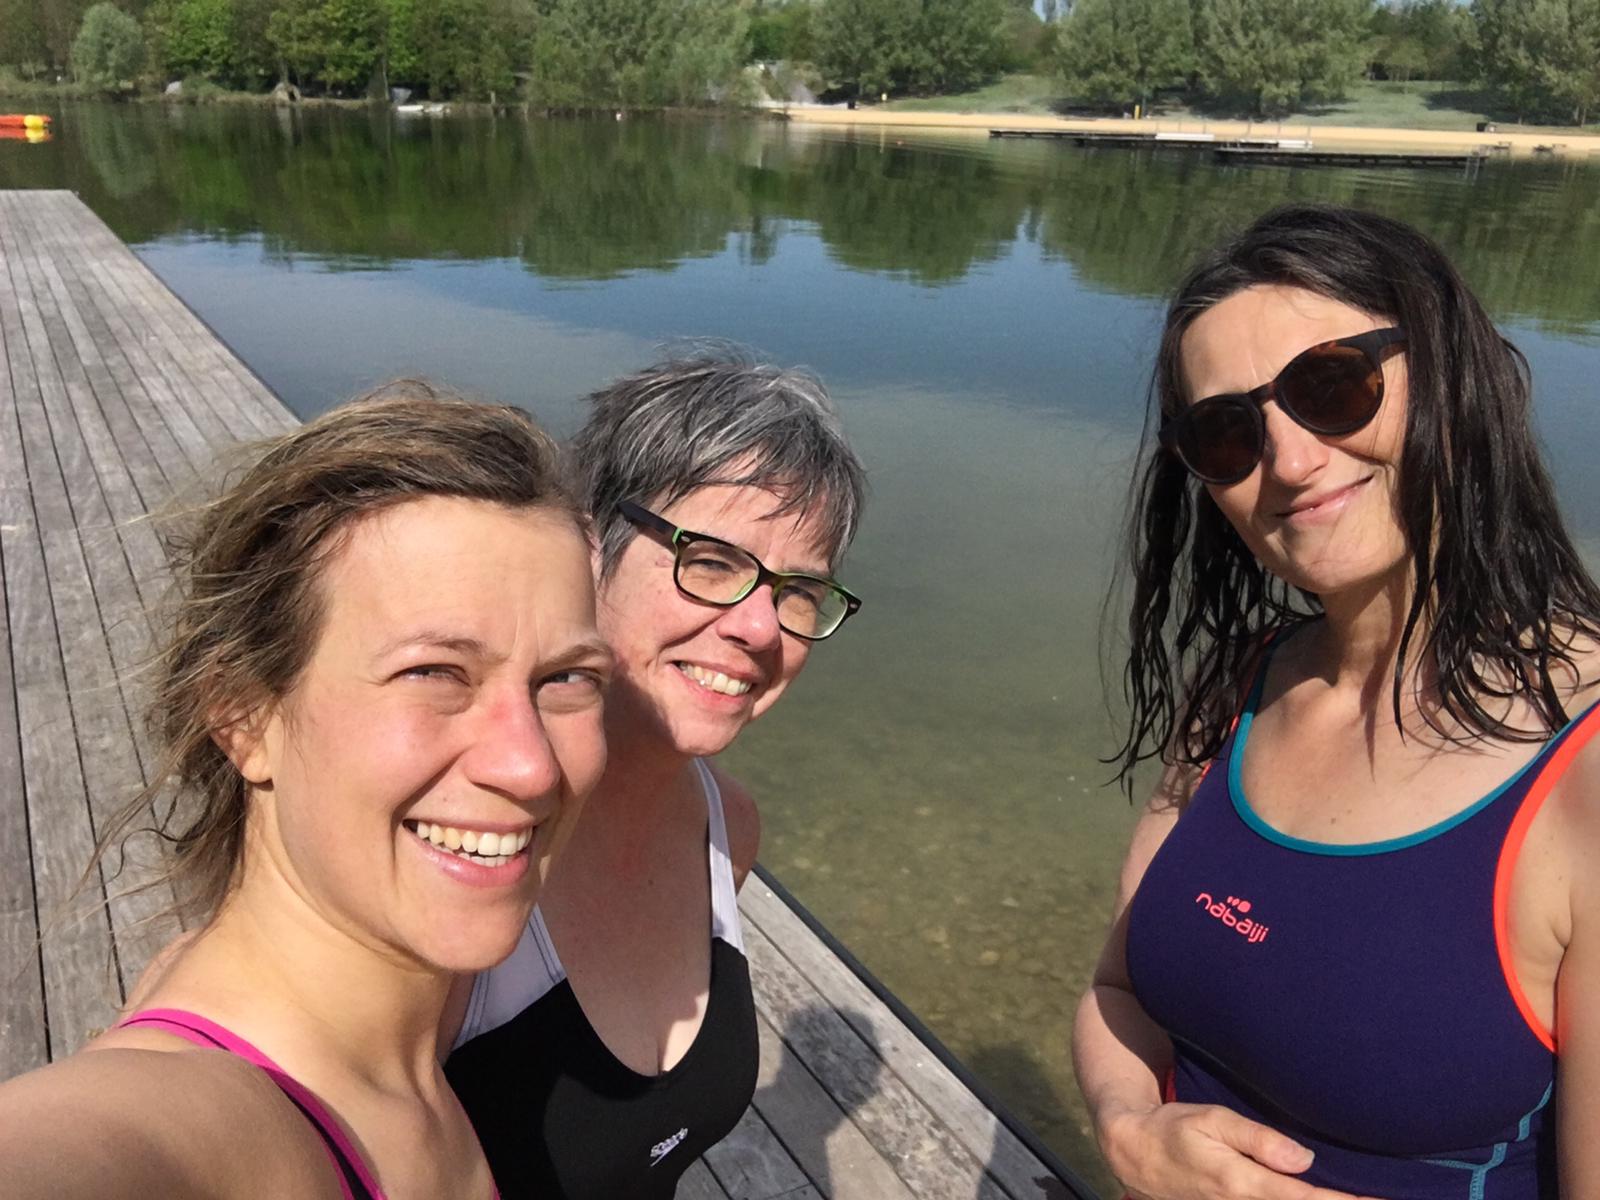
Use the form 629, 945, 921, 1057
1260, 402, 1329, 487
714, 583, 783, 650
463, 692, 563, 806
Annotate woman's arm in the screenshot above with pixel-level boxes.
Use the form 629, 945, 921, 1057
1557, 734, 1600, 1195
709, 763, 760, 892
1073, 764, 1372, 1200
0, 1046, 321, 1199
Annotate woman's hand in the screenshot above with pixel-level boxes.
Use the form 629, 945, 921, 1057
1102, 1102, 1374, 1200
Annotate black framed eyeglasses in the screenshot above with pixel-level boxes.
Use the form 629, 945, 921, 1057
1160, 327, 1407, 485
618, 501, 861, 641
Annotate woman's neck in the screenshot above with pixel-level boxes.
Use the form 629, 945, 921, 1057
1304, 568, 1426, 713
557, 705, 705, 875
153, 870, 451, 1092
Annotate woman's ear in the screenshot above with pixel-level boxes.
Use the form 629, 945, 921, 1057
211, 707, 276, 786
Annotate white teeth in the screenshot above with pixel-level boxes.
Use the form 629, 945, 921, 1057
407, 821, 533, 865
678, 664, 752, 696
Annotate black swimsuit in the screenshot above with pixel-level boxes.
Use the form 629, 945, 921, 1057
446, 760, 759, 1199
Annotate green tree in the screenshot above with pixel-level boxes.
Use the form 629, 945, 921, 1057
813, 0, 915, 98
906, 0, 1005, 92
147, 0, 232, 80
749, 0, 814, 61
996, 2, 1047, 71
268, 0, 388, 91
384, 0, 535, 99
1194, 0, 1369, 116
1396, 0, 1474, 77
71, 1, 145, 88
1476, 0, 1600, 124
527, 0, 749, 109
0, 0, 51, 74
1055, 0, 1193, 111
43, 0, 96, 70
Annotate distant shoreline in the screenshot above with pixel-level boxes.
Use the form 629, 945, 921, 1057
773, 106, 1600, 160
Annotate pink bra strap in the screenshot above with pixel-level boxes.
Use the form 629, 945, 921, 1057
119, 1008, 387, 1200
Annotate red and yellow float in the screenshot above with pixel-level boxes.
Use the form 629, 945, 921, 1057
0, 114, 53, 143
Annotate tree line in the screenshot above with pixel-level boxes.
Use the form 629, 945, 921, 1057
1054, 0, 1600, 125
1, 0, 1048, 105
7, 0, 1596, 124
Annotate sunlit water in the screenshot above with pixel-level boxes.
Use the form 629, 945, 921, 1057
6, 104, 1598, 1193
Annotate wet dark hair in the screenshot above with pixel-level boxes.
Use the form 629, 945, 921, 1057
1112, 203, 1600, 790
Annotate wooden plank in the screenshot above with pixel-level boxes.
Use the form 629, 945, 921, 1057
742, 920, 1005, 1200
0, 247, 48, 1077
0, 194, 167, 660
0, 196, 183, 998
29, 194, 239, 456
2, 192, 195, 505
40, 193, 292, 442
742, 882, 1071, 1200
0, 205, 123, 1058
751, 1009, 917, 1200
676, 1158, 733, 1200
703, 1106, 824, 1200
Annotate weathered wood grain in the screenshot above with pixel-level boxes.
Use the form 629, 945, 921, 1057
676, 1158, 734, 1200
751, 1009, 918, 1200
741, 881, 1081, 1199
703, 1106, 825, 1200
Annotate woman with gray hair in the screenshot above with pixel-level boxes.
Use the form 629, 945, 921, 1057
445, 351, 867, 1199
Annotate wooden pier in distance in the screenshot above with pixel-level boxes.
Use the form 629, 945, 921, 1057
991, 127, 1488, 169
0, 189, 1094, 1200
1212, 145, 1484, 169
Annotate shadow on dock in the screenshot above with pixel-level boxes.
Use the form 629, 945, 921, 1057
968, 1043, 1107, 1199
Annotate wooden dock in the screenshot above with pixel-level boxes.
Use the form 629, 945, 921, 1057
0, 190, 1095, 1200
1212, 146, 1484, 169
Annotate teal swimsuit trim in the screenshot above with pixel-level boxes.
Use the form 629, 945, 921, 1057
1229, 642, 1566, 858
1423, 1082, 1554, 1200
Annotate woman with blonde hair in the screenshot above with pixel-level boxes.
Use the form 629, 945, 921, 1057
0, 385, 612, 1199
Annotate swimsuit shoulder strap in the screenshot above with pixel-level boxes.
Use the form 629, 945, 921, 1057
118, 1008, 385, 1200
695, 758, 746, 954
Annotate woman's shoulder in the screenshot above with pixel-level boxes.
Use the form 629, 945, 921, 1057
0, 1037, 336, 1198
706, 762, 760, 889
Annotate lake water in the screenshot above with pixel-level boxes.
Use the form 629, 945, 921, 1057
7, 103, 1599, 1193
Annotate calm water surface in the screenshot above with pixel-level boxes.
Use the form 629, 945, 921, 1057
7, 104, 1599, 1193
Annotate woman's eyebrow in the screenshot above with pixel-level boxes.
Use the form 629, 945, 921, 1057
374, 631, 495, 661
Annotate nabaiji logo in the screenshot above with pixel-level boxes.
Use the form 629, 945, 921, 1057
1194, 892, 1270, 944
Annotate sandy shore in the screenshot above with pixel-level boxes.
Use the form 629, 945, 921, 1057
773, 106, 1600, 160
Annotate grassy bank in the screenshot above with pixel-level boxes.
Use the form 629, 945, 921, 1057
880, 74, 1600, 137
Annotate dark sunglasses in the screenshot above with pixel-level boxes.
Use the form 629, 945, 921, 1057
618, 501, 862, 641
1160, 327, 1407, 485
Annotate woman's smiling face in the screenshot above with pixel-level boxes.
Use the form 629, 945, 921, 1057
597, 483, 834, 758
1181, 284, 1411, 599
234, 496, 611, 973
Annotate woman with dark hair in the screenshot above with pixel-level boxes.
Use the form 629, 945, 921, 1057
444, 352, 867, 1199
0, 387, 611, 1198
1073, 205, 1600, 1199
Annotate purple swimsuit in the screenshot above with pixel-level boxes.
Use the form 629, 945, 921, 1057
1126, 644, 1600, 1198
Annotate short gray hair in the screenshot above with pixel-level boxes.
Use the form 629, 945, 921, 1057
574, 350, 866, 578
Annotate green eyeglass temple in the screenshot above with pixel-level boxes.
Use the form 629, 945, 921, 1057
618, 500, 861, 640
